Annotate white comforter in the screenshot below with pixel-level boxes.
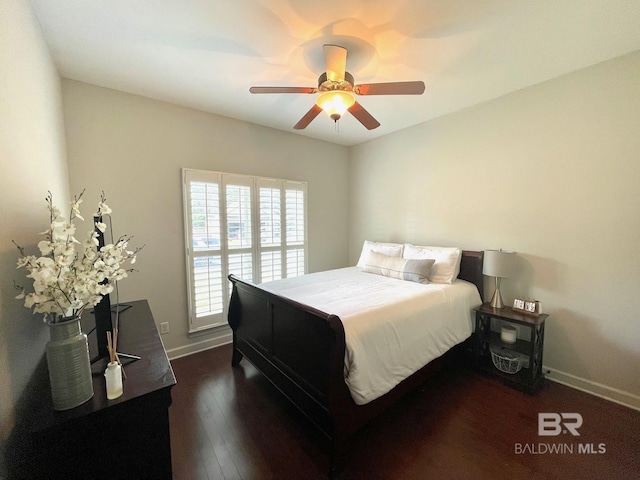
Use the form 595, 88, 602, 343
261, 267, 481, 405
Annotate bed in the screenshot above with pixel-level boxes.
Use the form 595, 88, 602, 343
228, 247, 484, 474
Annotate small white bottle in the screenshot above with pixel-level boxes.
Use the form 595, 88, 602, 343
105, 361, 123, 400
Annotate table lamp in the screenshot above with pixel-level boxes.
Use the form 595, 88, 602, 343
483, 249, 516, 308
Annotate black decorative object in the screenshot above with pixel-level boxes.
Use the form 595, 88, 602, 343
93, 215, 112, 359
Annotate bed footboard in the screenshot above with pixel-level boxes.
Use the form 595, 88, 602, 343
228, 274, 346, 439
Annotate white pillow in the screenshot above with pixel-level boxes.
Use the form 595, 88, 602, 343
363, 251, 435, 283
403, 244, 462, 284
357, 240, 404, 268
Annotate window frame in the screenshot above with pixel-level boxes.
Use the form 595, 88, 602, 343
182, 168, 307, 333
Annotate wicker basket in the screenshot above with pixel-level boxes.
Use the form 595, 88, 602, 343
490, 346, 524, 374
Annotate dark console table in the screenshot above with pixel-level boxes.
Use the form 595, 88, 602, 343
6, 299, 176, 479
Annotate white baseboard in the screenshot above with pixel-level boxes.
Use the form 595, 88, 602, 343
166, 331, 232, 361
544, 365, 640, 412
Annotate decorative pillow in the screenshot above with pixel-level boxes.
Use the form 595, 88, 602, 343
403, 244, 462, 284
363, 251, 435, 283
356, 240, 404, 268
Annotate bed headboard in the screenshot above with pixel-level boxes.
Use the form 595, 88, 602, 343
459, 250, 484, 302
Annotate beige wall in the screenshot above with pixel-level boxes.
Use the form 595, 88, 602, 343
62, 80, 350, 357
0, 1, 70, 467
349, 51, 640, 407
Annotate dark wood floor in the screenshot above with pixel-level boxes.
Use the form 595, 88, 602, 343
169, 344, 640, 480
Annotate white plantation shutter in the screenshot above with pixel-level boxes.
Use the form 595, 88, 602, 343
260, 250, 282, 282
257, 179, 307, 283
285, 185, 305, 245
225, 178, 252, 250
284, 183, 306, 277
259, 186, 281, 247
257, 179, 283, 282
184, 170, 225, 330
286, 248, 305, 277
183, 169, 306, 332
193, 256, 223, 316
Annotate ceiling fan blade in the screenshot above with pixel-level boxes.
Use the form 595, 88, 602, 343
348, 102, 381, 130
293, 104, 323, 130
250, 86, 317, 94
354, 81, 425, 96
323, 44, 347, 82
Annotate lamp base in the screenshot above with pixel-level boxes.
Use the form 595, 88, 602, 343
488, 277, 504, 309
488, 289, 505, 309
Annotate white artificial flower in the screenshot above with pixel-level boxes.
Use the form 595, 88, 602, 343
98, 202, 112, 215
71, 198, 84, 221
50, 205, 62, 219
38, 240, 53, 255
16, 255, 35, 269
13, 191, 142, 322
113, 269, 128, 281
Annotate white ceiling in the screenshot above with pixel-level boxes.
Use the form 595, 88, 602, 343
31, 0, 640, 146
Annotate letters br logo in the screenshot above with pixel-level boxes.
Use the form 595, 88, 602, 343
538, 413, 583, 436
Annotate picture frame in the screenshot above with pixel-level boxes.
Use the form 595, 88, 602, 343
513, 298, 525, 310
524, 300, 537, 314
512, 297, 541, 316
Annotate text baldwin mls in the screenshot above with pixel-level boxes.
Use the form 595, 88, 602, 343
515, 443, 606, 455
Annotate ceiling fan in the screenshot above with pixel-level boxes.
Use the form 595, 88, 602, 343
249, 44, 425, 130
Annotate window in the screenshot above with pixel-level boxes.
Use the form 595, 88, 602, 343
183, 169, 307, 332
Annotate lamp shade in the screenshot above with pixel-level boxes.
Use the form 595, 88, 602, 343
315, 91, 355, 121
482, 249, 516, 278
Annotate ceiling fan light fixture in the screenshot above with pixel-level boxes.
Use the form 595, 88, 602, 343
315, 91, 355, 121
250, 45, 423, 130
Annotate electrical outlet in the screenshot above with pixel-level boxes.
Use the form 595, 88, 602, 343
160, 322, 169, 334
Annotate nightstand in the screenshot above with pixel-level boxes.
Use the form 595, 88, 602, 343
473, 303, 548, 393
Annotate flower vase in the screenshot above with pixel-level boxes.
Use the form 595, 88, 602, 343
46, 316, 94, 410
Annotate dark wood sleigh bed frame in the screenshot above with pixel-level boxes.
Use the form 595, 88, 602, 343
228, 250, 484, 474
